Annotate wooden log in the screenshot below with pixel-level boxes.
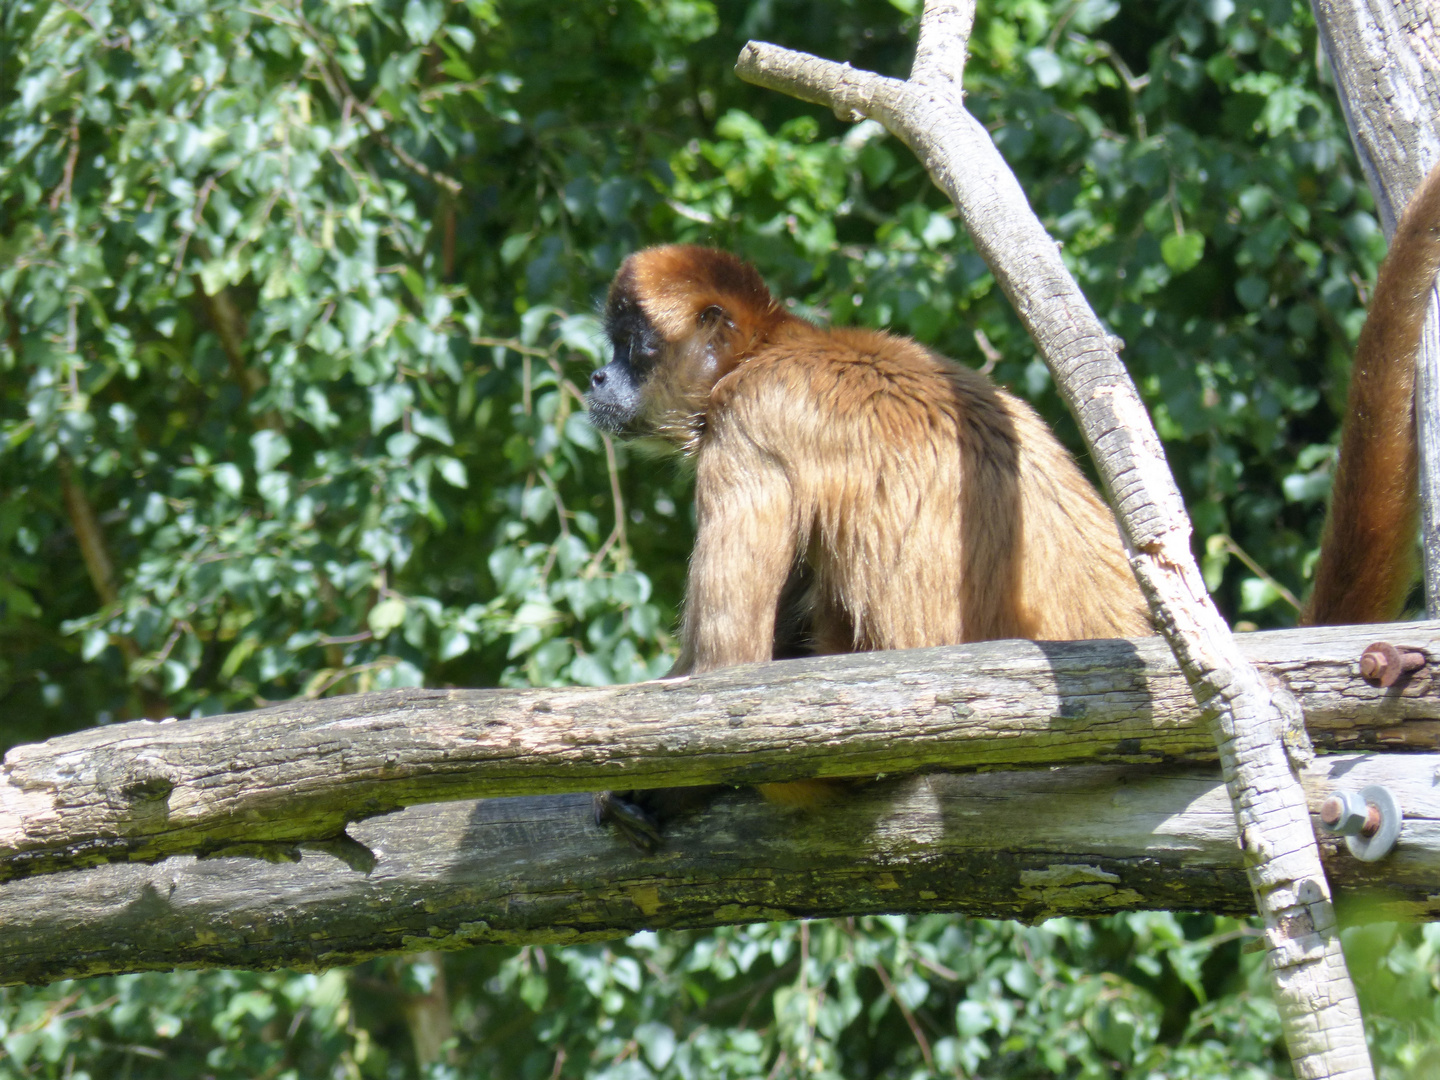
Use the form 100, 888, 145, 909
0, 751, 1434, 986
3, 621, 1437, 880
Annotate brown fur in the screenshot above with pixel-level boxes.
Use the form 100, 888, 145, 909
1304, 162, 1440, 625
670, 315, 1152, 672
617, 247, 1150, 671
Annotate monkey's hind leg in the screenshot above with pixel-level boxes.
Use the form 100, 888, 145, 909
593, 786, 725, 853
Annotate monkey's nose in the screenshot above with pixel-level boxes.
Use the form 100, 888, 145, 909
590, 369, 608, 389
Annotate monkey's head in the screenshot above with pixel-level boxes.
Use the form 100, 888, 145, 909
588, 246, 784, 448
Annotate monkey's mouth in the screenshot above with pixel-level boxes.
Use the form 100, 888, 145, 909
585, 399, 635, 436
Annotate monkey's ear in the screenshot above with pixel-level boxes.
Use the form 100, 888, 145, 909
698, 304, 729, 328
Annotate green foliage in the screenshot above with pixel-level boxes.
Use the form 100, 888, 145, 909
4, 919, 1437, 1079
0, 917, 1243, 1079
1, 0, 1433, 1075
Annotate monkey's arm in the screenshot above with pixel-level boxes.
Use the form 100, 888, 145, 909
670, 429, 802, 676
595, 427, 803, 850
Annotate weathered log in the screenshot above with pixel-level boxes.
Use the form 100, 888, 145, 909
2, 622, 1436, 881
1, 751, 1434, 986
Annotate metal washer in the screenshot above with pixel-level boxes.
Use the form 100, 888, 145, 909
1346, 785, 1402, 862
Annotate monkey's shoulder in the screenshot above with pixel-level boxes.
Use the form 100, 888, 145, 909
721, 323, 1007, 413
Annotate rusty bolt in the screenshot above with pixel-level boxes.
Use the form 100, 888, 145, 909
1359, 641, 1426, 687
1319, 791, 1381, 837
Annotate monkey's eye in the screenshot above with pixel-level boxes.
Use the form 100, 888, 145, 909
698, 305, 726, 327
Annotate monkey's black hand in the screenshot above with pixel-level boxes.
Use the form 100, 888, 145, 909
593, 790, 663, 853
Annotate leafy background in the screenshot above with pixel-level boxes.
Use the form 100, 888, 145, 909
2, 0, 1437, 1076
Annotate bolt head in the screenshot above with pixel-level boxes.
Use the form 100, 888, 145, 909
1319, 790, 1370, 836
1361, 642, 1403, 686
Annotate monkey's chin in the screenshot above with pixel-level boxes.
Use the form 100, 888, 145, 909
584, 404, 632, 435
586, 407, 668, 445
585, 407, 686, 460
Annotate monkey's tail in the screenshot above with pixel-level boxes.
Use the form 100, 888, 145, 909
1303, 162, 1440, 626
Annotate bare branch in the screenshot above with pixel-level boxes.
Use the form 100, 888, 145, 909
911, 0, 975, 90
58, 456, 118, 608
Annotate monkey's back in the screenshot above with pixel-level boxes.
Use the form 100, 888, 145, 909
709, 321, 1148, 649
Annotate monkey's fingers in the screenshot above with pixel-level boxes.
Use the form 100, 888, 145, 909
592, 790, 663, 853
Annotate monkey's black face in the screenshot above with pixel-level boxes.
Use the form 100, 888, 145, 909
587, 349, 646, 434
588, 285, 663, 436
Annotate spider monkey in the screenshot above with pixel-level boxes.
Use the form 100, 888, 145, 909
586, 162, 1440, 850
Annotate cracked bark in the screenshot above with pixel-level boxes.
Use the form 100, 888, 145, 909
2, 621, 1436, 877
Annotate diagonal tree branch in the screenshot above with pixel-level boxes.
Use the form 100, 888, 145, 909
736, 5, 1373, 1076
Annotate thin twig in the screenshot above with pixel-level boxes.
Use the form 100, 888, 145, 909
972, 327, 1002, 375
294, 658, 400, 701
585, 432, 629, 575
59, 457, 118, 607
1086, 39, 1148, 140
871, 960, 934, 1068
317, 631, 373, 646
538, 471, 571, 538
472, 335, 551, 358
275, 4, 463, 195
47, 119, 80, 211
1215, 534, 1303, 614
